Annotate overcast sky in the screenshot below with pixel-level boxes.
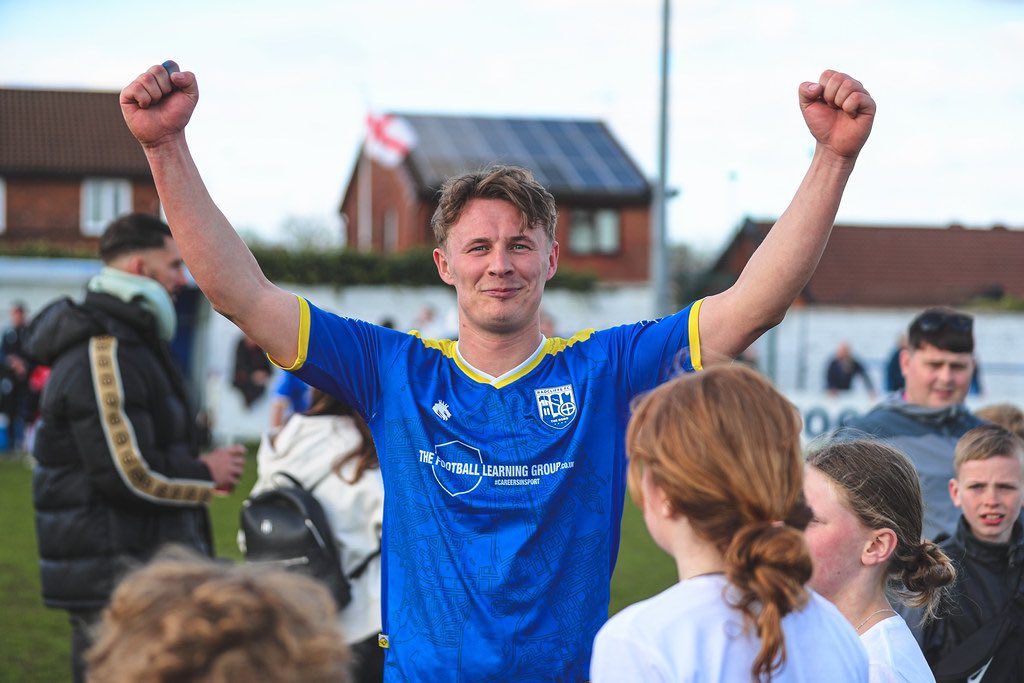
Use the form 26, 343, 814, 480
2, 0, 1022, 255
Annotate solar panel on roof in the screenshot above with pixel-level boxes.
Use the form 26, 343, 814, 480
400, 113, 649, 201
481, 120, 521, 157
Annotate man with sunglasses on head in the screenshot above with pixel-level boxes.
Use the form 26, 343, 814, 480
840, 307, 986, 542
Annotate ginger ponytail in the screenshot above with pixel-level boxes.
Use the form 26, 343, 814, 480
725, 517, 813, 680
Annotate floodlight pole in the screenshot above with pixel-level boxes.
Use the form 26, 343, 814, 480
651, 0, 672, 317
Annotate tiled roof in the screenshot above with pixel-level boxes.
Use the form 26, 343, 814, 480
717, 220, 1024, 307
392, 113, 650, 204
0, 87, 151, 177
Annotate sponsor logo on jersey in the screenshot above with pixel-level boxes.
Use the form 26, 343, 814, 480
534, 383, 577, 429
418, 442, 576, 493
431, 440, 483, 497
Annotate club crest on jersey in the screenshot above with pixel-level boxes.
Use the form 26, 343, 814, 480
534, 384, 578, 430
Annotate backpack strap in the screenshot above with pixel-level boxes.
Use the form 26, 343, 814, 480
271, 470, 332, 492
348, 546, 381, 580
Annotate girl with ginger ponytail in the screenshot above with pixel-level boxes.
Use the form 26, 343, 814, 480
591, 365, 868, 682
805, 440, 954, 682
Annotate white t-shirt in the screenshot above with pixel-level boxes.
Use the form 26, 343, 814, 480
246, 414, 384, 643
591, 574, 869, 682
860, 615, 935, 683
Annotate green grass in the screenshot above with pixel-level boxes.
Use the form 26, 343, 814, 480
0, 454, 258, 683
0, 455, 673, 682
610, 498, 677, 614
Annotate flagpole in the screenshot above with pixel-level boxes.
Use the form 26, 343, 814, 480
358, 134, 372, 251
359, 112, 416, 252
651, 0, 671, 317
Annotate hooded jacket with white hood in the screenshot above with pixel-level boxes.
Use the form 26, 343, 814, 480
246, 412, 384, 643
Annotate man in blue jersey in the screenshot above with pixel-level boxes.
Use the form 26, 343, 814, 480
122, 63, 875, 681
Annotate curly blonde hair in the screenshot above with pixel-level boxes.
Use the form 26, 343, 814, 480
86, 547, 351, 683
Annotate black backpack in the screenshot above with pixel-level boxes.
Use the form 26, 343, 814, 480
239, 472, 378, 610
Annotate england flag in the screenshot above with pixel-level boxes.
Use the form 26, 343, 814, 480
364, 113, 416, 168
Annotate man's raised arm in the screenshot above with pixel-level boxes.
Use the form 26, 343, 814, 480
698, 69, 876, 364
120, 63, 300, 366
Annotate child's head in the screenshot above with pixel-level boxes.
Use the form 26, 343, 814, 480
951, 425, 1024, 545
974, 403, 1024, 440
626, 364, 811, 681
86, 547, 351, 683
804, 440, 954, 616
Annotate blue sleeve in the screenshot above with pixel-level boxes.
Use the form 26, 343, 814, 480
284, 298, 402, 420
595, 299, 703, 397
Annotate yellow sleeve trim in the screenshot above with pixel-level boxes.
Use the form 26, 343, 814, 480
269, 295, 310, 371
688, 298, 704, 371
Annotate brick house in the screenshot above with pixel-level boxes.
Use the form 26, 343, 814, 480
339, 114, 653, 283
0, 87, 160, 248
707, 218, 1024, 399
712, 218, 1024, 307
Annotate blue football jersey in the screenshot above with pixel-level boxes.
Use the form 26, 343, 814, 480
287, 297, 703, 681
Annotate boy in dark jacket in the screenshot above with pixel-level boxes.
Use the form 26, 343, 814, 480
923, 424, 1024, 681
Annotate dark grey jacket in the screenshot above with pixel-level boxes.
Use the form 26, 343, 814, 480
28, 291, 214, 611
840, 395, 985, 541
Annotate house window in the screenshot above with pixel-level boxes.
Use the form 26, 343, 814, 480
81, 178, 132, 236
0, 177, 6, 234
569, 208, 620, 255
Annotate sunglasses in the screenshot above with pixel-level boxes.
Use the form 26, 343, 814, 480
913, 311, 973, 335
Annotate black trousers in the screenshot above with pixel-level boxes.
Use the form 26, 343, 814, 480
349, 632, 385, 683
69, 609, 101, 683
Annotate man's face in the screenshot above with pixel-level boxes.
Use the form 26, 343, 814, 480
950, 455, 1024, 545
137, 237, 187, 298
900, 342, 974, 408
804, 466, 872, 601
433, 198, 557, 337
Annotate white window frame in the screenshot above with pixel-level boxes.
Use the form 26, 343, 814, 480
81, 178, 132, 236
569, 208, 621, 255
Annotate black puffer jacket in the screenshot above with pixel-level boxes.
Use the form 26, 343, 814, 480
28, 291, 215, 611
923, 517, 1024, 680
